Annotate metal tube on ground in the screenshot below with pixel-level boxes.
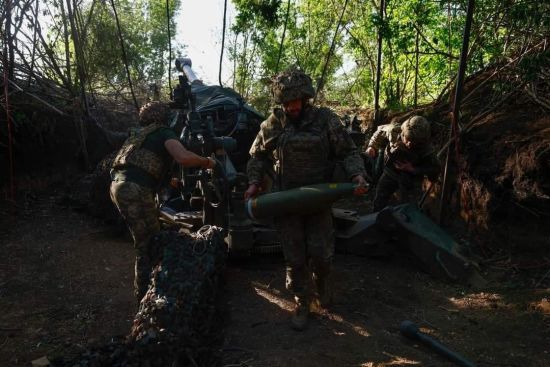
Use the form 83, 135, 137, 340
400, 320, 477, 367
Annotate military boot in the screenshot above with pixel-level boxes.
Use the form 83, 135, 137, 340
290, 297, 309, 331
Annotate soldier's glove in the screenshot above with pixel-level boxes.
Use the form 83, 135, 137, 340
244, 183, 261, 200
351, 175, 369, 196
366, 147, 377, 158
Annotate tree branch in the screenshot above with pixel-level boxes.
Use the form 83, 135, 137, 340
412, 23, 457, 60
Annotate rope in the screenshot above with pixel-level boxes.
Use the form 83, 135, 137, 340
275, 0, 291, 74
313, 0, 349, 104
218, 0, 228, 87
166, 0, 173, 94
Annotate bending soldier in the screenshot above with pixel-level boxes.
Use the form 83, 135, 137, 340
366, 115, 440, 212
245, 67, 368, 331
110, 101, 216, 304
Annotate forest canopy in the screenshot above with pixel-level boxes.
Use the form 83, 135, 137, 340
1, 0, 548, 113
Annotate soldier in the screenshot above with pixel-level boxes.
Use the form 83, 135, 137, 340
110, 101, 216, 304
245, 67, 368, 331
365, 115, 440, 212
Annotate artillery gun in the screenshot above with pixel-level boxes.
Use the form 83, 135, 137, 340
160, 58, 274, 255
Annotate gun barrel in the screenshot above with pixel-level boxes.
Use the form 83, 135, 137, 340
246, 183, 357, 219
175, 57, 203, 85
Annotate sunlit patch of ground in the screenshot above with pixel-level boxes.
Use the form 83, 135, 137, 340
529, 297, 550, 316
253, 284, 294, 311
360, 352, 421, 366
448, 292, 510, 310
253, 281, 373, 338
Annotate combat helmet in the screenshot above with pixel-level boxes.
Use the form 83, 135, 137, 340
271, 67, 315, 104
401, 115, 431, 144
139, 101, 170, 126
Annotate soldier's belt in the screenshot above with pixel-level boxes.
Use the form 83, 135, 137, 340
110, 169, 158, 189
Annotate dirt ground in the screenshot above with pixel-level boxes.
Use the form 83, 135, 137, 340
0, 191, 549, 367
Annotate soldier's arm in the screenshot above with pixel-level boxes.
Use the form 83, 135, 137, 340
326, 112, 367, 179
246, 124, 275, 185
165, 139, 215, 169
367, 126, 390, 151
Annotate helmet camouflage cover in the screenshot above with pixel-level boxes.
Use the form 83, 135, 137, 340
139, 101, 170, 126
271, 67, 315, 104
401, 115, 431, 144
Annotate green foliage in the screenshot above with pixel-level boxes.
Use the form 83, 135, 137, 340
230, 0, 549, 112
39, 0, 549, 112
47, 0, 181, 94
233, 0, 282, 30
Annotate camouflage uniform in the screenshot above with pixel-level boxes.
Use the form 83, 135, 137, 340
368, 116, 440, 212
248, 103, 366, 310
110, 102, 177, 302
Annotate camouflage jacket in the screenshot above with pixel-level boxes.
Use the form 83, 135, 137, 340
368, 123, 440, 181
368, 123, 402, 151
111, 123, 175, 189
247, 105, 366, 190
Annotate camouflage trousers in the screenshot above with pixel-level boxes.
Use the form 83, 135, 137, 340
110, 180, 160, 303
275, 208, 334, 305
372, 171, 417, 212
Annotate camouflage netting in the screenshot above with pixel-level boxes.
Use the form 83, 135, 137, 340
52, 226, 227, 367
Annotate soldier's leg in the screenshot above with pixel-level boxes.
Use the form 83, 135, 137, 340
305, 208, 334, 307
110, 181, 160, 303
373, 172, 399, 212
398, 175, 416, 205
276, 214, 307, 298
275, 214, 309, 330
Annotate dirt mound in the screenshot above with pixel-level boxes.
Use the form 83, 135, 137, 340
459, 112, 549, 253
0, 91, 133, 197
349, 46, 550, 259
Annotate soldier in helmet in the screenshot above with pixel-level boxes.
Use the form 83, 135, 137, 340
110, 101, 216, 304
365, 115, 440, 212
245, 67, 368, 331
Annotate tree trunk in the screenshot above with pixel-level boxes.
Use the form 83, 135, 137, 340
414, 29, 419, 108
232, 33, 238, 90
109, 0, 139, 111
27, 0, 40, 86
374, 0, 385, 126
438, 0, 475, 225
5, 0, 15, 81
65, 0, 91, 171
275, 0, 291, 73
3, 3, 15, 200
58, 0, 73, 91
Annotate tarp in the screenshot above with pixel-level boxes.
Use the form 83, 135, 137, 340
191, 84, 264, 120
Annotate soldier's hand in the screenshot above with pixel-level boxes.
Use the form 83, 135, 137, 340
202, 157, 216, 169
244, 183, 261, 200
351, 175, 369, 196
395, 160, 415, 173
366, 147, 377, 158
